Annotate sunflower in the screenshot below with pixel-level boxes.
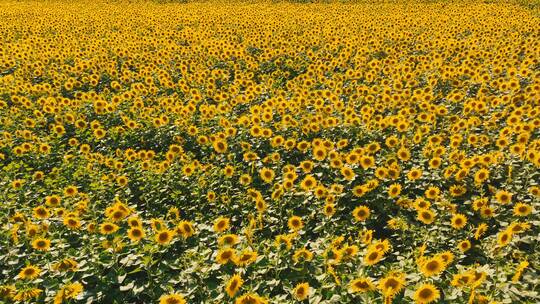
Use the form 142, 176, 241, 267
370, 239, 391, 253
397, 147, 411, 161
127, 217, 142, 227
0, 285, 16, 300
212, 139, 228, 153
177, 221, 195, 238
225, 274, 244, 298
450, 213, 467, 229
218, 234, 240, 247
474, 168, 489, 184
497, 229, 513, 247
352, 206, 370, 222
259, 167, 275, 183
417, 209, 436, 225
155, 229, 175, 245
378, 272, 406, 298
116, 176, 129, 187
300, 175, 317, 190
288, 216, 304, 231
495, 190, 512, 204
13, 288, 42, 302
63, 185, 78, 197
419, 256, 445, 277
323, 203, 336, 217
342, 244, 359, 258
349, 277, 375, 293
293, 248, 313, 263
352, 184, 367, 197
292, 282, 310, 301
33, 206, 50, 219
363, 249, 383, 266
312, 147, 327, 161
31, 237, 51, 251
513, 203, 532, 216
474, 223, 488, 239
159, 294, 186, 304
275, 234, 293, 250
18, 265, 41, 280
216, 248, 237, 265
235, 293, 268, 304
341, 166, 356, 181
213, 217, 230, 233
360, 229, 373, 244
234, 249, 258, 267
45, 195, 61, 207
413, 283, 440, 304
413, 198, 429, 210
458, 240, 472, 252
54, 282, 83, 304
407, 168, 422, 180
388, 183, 402, 198
99, 222, 119, 235
127, 227, 145, 242
53, 259, 78, 272
438, 251, 454, 265
425, 186, 440, 199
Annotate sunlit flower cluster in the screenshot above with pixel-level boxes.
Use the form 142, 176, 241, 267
0, 0, 539, 303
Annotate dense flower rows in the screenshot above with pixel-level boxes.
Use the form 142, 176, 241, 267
0, 0, 539, 303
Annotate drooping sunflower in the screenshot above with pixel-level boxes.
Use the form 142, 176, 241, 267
0, 285, 16, 300
53, 282, 83, 304
13, 288, 42, 302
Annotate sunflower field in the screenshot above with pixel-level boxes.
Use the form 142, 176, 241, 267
0, 0, 539, 303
